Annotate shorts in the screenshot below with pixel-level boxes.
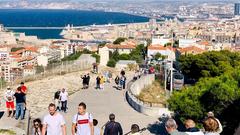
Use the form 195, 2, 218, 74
6, 101, 14, 109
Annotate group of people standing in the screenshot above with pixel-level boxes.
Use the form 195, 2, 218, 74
81, 74, 91, 89
96, 75, 105, 90
53, 88, 69, 113
4, 82, 27, 120
165, 112, 222, 135
114, 70, 127, 90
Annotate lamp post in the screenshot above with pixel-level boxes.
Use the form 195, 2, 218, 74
170, 29, 174, 95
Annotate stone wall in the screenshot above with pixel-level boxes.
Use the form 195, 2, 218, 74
126, 74, 171, 116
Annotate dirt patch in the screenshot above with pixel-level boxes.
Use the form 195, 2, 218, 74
137, 81, 167, 107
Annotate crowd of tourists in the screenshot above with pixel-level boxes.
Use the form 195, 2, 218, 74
31, 102, 150, 135
2, 68, 224, 135
31, 101, 223, 135
165, 112, 222, 135
3, 82, 27, 120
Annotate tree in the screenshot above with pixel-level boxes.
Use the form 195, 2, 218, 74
110, 50, 120, 61
178, 50, 240, 82
11, 47, 24, 52
119, 53, 130, 60
168, 68, 240, 135
113, 37, 127, 44
91, 53, 100, 63
153, 53, 164, 60
62, 51, 82, 61
107, 59, 116, 67
98, 42, 107, 47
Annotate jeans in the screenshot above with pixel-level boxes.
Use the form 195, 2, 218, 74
15, 103, 25, 120
61, 101, 67, 112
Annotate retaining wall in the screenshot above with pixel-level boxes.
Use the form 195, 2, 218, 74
126, 74, 171, 116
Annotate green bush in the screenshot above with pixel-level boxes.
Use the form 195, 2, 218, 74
168, 68, 240, 135
107, 59, 116, 67
113, 37, 127, 44
11, 47, 24, 52
119, 53, 130, 60
91, 53, 100, 63
61, 51, 82, 61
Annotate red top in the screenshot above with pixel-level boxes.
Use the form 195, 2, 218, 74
21, 85, 27, 93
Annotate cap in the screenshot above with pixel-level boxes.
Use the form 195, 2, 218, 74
7, 86, 10, 89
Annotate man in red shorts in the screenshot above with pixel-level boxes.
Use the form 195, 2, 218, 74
4, 86, 15, 117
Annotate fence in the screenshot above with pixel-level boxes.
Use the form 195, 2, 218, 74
11, 55, 96, 86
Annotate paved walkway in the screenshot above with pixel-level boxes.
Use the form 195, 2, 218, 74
36, 77, 160, 134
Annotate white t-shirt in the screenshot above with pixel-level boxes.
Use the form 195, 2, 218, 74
43, 113, 66, 135
72, 112, 93, 135
60, 91, 68, 101
94, 127, 100, 135
186, 131, 204, 135
4, 90, 15, 102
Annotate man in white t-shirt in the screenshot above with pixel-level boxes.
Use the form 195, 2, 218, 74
60, 88, 68, 113
42, 103, 66, 135
4, 86, 15, 117
72, 102, 94, 135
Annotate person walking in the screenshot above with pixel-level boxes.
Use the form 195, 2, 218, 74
184, 119, 204, 135
32, 118, 43, 135
93, 119, 100, 135
115, 75, 120, 89
120, 75, 126, 90
86, 73, 91, 89
60, 88, 68, 113
14, 87, 26, 120
165, 118, 187, 135
81, 75, 87, 89
54, 90, 61, 111
100, 76, 105, 90
4, 86, 15, 117
206, 112, 222, 134
96, 76, 101, 89
72, 102, 94, 135
203, 117, 220, 135
122, 75, 126, 89
42, 103, 66, 135
127, 124, 141, 135
104, 113, 123, 135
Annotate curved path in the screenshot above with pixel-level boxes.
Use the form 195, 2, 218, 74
64, 80, 159, 134
35, 76, 160, 134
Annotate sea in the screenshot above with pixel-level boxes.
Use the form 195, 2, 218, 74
0, 9, 149, 39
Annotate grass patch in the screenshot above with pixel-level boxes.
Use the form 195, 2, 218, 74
137, 81, 167, 106
0, 129, 16, 135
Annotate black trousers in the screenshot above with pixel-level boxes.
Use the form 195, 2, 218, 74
61, 101, 67, 112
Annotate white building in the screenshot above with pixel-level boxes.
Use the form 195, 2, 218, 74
152, 36, 171, 46
148, 45, 176, 61
106, 44, 136, 54
23, 65, 36, 77
99, 46, 109, 66
179, 39, 198, 48
37, 50, 61, 67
